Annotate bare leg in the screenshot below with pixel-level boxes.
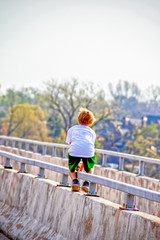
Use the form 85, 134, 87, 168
82, 167, 94, 193
69, 170, 80, 191
69, 170, 77, 180
87, 167, 94, 174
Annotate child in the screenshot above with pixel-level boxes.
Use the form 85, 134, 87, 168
76, 161, 84, 172
66, 108, 96, 192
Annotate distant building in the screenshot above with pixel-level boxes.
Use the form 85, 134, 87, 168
122, 116, 146, 128
97, 115, 160, 156
145, 115, 160, 125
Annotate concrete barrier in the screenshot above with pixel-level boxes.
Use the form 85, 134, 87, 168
0, 167, 160, 240
0, 146, 160, 217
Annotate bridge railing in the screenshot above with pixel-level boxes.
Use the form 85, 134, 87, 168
0, 150, 160, 211
0, 135, 160, 177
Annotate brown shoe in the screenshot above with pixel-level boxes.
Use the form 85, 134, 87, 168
82, 181, 89, 193
72, 179, 80, 191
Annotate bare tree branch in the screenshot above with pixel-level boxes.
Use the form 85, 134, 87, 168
44, 79, 111, 133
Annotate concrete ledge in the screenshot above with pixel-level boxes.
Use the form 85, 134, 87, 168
0, 146, 159, 217
0, 167, 160, 240
0, 233, 11, 240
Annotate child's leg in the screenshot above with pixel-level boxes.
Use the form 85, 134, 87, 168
68, 154, 80, 179
81, 156, 95, 192
69, 170, 77, 180
69, 172, 79, 191
68, 154, 81, 191
87, 166, 94, 174
69, 171, 80, 191
80, 161, 84, 172
82, 156, 95, 174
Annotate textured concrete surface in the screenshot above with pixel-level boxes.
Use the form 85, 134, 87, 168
0, 167, 160, 240
0, 145, 160, 217
0, 233, 11, 240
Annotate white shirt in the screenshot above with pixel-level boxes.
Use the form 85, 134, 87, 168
66, 124, 96, 157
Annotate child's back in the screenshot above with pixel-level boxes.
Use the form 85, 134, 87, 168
66, 124, 95, 157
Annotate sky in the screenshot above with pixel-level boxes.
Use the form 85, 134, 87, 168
0, 0, 160, 94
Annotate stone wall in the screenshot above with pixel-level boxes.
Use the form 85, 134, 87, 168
0, 146, 160, 217
0, 167, 160, 240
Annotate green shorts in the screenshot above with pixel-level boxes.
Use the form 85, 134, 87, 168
68, 153, 95, 172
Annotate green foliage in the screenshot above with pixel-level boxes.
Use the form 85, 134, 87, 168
4, 103, 50, 141
47, 113, 62, 137
53, 129, 67, 144
95, 138, 103, 164
0, 87, 43, 115
126, 126, 159, 158
142, 123, 159, 139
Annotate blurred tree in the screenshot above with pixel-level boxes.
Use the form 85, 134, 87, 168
146, 85, 160, 102
94, 138, 103, 164
0, 118, 7, 135
126, 124, 159, 158
142, 85, 160, 115
142, 123, 159, 139
44, 78, 111, 133
108, 80, 142, 118
53, 128, 67, 144
0, 89, 17, 117
0, 87, 43, 114
108, 80, 141, 100
3, 103, 50, 141
47, 112, 62, 138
